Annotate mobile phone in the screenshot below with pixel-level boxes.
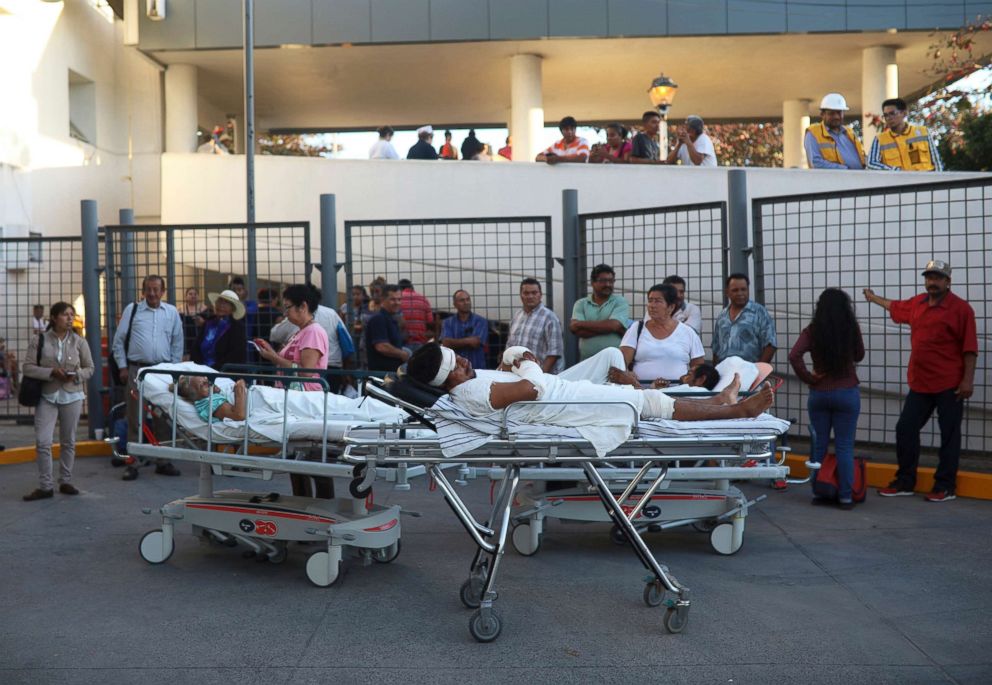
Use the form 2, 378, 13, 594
248, 340, 260, 351
65, 370, 76, 376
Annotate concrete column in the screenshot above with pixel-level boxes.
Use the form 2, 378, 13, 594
510, 54, 544, 163
782, 99, 811, 169
164, 64, 198, 153
861, 46, 898, 152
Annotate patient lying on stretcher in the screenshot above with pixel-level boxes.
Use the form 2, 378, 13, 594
174, 374, 406, 424
407, 344, 773, 427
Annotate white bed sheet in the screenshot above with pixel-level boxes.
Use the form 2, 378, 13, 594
139, 362, 416, 445
429, 395, 789, 458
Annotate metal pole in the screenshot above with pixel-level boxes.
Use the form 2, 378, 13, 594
243, 0, 257, 297
561, 189, 580, 367
81, 200, 105, 438
726, 169, 750, 284
119, 208, 136, 307
319, 194, 337, 308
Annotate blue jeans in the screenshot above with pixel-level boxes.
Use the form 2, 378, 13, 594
808, 386, 861, 501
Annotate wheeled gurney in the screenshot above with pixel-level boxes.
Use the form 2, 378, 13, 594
340, 374, 791, 642
128, 364, 417, 586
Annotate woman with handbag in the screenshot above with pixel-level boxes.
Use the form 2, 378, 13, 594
788, 288, 865, 510
21, 302, 94, 501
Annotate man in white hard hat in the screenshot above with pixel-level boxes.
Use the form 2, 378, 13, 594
804, 93, 865, 170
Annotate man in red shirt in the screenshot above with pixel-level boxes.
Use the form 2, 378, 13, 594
863, 259, 978, 502
398, 279, 435, 352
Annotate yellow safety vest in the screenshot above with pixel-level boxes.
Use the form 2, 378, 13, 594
807, 122, 866, 168
875, 125, 935, 171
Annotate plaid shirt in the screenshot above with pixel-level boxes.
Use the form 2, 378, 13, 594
507, 304, 564, 373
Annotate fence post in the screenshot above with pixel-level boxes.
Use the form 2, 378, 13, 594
119, 208, 136, 307
319, 193, 337, 308
727, 169, 750, 283
561, 189, 580, 367
81, 200, 105, 437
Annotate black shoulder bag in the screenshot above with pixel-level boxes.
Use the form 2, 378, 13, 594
18, 334, 45, 407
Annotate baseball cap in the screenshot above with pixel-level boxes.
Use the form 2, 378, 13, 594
921, 259, 951, 278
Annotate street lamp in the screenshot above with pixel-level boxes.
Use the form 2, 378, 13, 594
648, 73, 678, 158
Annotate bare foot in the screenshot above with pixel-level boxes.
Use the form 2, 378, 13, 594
738, 382, 774, 417
717, 373, 741, 405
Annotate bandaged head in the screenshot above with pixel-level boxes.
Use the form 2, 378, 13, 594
429, 346, 458, 387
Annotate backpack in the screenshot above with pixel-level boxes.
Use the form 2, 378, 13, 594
813, 453, 868, 503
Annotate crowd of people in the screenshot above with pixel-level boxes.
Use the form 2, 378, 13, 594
369, 92, 942, 173
10, 256, 977, 511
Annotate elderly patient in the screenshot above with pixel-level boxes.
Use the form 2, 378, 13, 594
175, 374, 404, 424
407, 344, 773, 425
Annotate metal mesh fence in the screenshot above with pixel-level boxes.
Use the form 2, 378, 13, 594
0, 236, 89, 421
344, 217, 554, 370
753, 178, 991, 454
578, 202, 728, 353
103, 223, 311, 351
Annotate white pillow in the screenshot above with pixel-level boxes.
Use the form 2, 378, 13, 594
713, 356, 759, 392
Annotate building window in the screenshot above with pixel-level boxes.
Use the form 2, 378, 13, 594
28, 231, 42, 264
68, 69, 96, 144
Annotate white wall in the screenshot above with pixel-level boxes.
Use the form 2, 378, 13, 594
0, 0, 164, 234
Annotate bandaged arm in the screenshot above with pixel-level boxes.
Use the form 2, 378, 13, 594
510, 359, 549, 399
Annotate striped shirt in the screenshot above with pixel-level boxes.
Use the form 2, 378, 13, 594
507, 304, 564, 373
543, 137, 590, 159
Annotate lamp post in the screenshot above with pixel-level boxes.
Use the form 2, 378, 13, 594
648, 73, 678, 158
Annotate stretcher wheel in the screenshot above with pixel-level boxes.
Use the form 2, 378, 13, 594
306, 551, 342, 587
609, 524, 628, 546
139, 529, 174, 565
510, 522, 541, 556
468, 608, 503, 643
643, 582, 665, 608
372, 540, 401, 564
459, 578, 484, 609
710, 523, 743, 556
268, 545, 288, 564
664, 608, 688, 634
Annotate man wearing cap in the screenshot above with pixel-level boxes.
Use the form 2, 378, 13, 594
405, 344, 774, 456
408, 126, 439, 160
111, 275, 184, 480
864, 260, 978, 502
804, 93, 865, 170
665, 115, 718, 167
867, 98, 943, 172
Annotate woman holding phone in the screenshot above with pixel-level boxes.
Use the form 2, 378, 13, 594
21, 302, 94, 501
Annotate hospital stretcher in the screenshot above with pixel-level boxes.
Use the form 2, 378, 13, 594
340, 375, 793, 642
127, 365, 416, 587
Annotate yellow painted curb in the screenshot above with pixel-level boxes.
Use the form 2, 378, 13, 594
0, 440, 112, 466
785, 454, 992, 501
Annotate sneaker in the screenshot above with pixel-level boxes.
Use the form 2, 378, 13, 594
878, 482, 914, 497
155, 463, 181, 477
925, 489, 956, 503
23, 488, 54, 501
772, 479, 788, 491
837, 500, 855, 511
122, 466, 139, 481
58, 483, 79, 495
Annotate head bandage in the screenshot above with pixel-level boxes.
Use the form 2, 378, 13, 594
429, 346, 457, 387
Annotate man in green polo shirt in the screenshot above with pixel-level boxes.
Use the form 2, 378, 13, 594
569, 264, 631, 361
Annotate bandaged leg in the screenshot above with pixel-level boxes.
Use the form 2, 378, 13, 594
641, 389, 676, 420
559, 347, 626, 384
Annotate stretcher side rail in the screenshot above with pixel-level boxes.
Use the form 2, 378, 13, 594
136, 367, 333, 461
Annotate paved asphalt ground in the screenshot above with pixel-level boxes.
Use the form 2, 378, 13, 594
1, 454, 990, 684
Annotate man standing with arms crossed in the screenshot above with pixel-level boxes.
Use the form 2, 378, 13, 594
112, 275, 184, 480
570, 264, 630, 362
864, 260, 977, 502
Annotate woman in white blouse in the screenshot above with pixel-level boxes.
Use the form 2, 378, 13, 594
21, 302, 94, 501
614, 284, 704, 388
